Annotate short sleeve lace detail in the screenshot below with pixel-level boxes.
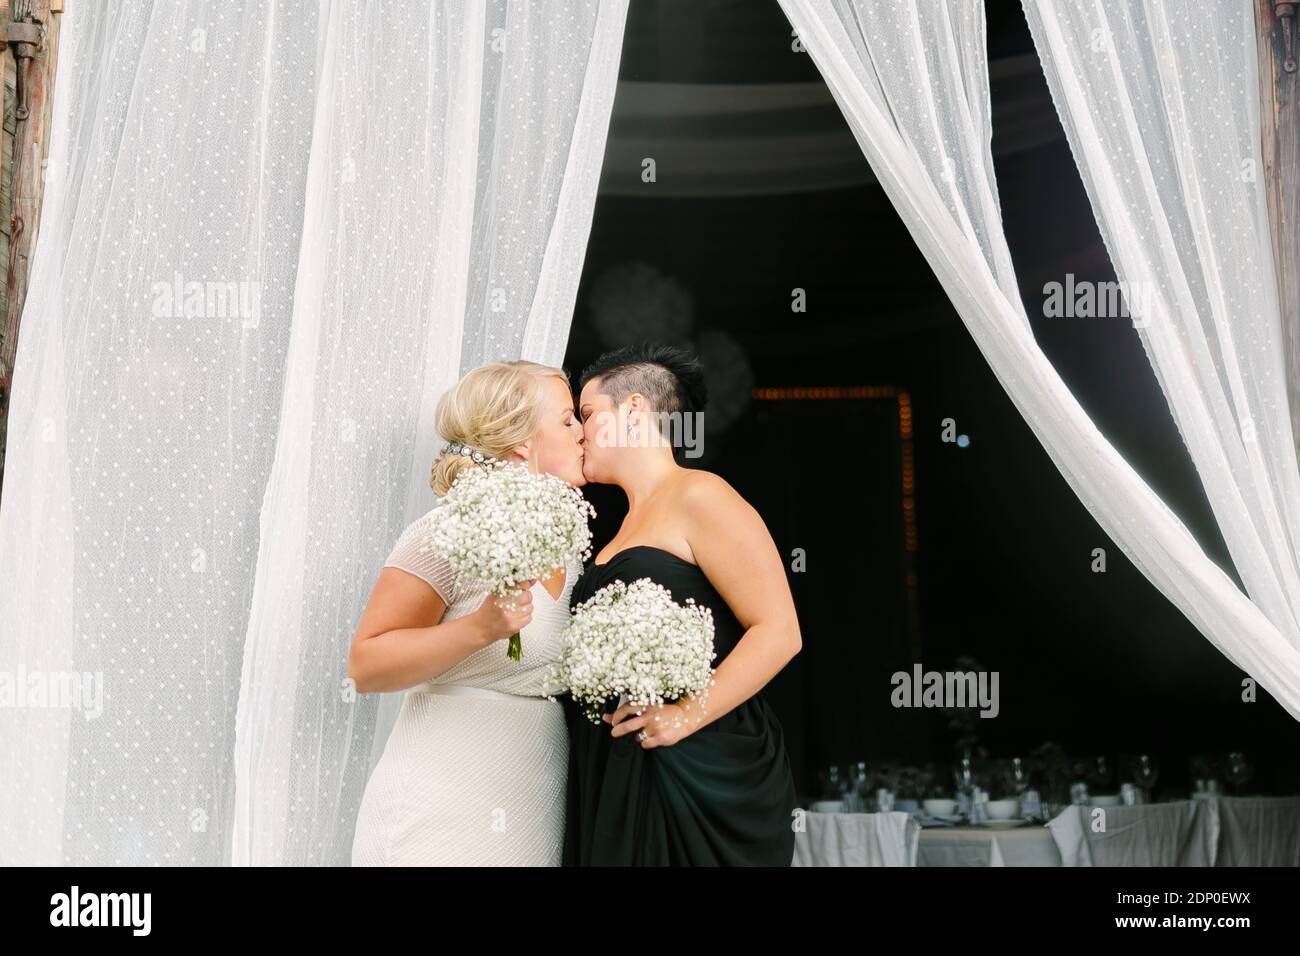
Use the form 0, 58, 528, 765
383, 511, 458, 606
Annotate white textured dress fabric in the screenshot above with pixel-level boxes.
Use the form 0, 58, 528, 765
351, 509, 580, 866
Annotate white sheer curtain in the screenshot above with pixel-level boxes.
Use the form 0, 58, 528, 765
774, 0, 1300, 719
0, 0, 625, 866
1021, 0, 1300, 649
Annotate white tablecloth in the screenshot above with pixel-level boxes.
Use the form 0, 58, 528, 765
1047, 799, 1218, 866
794, 797, 1300, 866
1215, 795, 1300, 866
791, 811, 920, 866
1047, 796, 1300, 866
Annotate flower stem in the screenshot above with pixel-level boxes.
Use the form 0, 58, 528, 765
507, 631, 521, 661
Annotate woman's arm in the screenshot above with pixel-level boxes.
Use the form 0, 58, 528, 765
346, 569, 533, 694
609, 471, 802, 745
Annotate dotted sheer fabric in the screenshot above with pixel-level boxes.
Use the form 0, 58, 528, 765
0, 0, 626, 865
779, 0, 1300, 715
1022, 1, 1300, 680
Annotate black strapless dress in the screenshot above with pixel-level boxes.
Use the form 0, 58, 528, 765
561, 545, 797, 866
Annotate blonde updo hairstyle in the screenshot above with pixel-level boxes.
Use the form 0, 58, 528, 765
429, 360, 571, 497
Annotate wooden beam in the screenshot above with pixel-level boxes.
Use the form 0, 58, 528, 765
1257, 2, 1300, 459
0, 0, 59, 492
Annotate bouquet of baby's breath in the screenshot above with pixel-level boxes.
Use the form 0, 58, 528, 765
427, 459, 595, 661
546, 577, 716, 724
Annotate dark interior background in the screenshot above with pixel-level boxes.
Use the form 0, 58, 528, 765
560, 0, 1300, 801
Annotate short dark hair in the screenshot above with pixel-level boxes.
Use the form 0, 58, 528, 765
578, 342, 708, 416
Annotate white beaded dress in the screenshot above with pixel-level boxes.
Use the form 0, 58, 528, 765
351, 506, 580, 866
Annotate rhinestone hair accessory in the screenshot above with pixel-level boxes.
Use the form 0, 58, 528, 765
441, 440, 498, 465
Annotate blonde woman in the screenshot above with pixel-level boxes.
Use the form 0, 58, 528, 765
349, 360, 587, 866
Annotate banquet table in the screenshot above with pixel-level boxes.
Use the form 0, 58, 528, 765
792, 796, 1300, 866
1048, 795, 1300, 866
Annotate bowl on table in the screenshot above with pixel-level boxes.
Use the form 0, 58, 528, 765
1090, 794, 1121, 807
923, 798, 957, 818
985, 798, 1021, 820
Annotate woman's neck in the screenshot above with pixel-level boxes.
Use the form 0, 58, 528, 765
618, 451, 680, 511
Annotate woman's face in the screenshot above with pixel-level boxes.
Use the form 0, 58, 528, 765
577, 376, 629, 484
522, 375, 586, 486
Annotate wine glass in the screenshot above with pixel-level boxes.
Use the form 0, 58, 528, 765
875, 760, 903, 811
819, 764, 848, 801
1128, 754, 1160, 803
953, 751, 975, 794
848, 760, 871, 812
1189, 752, 1217, 795
1007, 757, 1029, 796
1087, 755, 1114, 796
1226, 752, 1254, 795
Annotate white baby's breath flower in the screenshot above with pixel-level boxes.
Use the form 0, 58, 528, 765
425, 459, 596, 661
545, 577, 715, 724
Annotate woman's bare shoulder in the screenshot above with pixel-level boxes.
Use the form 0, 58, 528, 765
673, 468, 751, 515
675, 467, 732, 494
